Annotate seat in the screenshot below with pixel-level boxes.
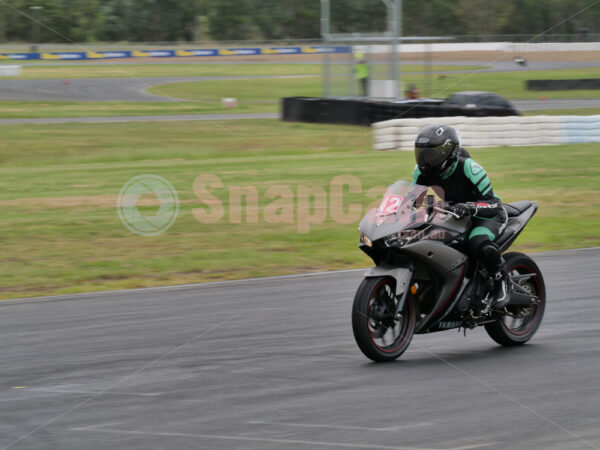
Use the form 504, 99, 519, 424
504, 201, 533, 218
496, 201, 538, 251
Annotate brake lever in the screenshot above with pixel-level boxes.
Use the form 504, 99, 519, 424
433, 205, 461, 219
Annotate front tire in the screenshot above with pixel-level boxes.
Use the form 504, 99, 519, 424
485, 252, 546, 346
352, 276, 416, 362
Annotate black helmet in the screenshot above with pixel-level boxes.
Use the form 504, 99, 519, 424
414, 124, 460, 175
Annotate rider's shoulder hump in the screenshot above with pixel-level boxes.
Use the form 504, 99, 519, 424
464, 158, 486, 178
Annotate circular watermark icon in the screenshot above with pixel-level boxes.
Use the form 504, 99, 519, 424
117, 174, 179, 236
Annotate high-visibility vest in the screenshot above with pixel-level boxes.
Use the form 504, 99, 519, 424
356, 63, 369, 79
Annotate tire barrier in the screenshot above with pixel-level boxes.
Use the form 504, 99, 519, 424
527, 79, 600, 91
282, 97, 371, 126
371, 115, 600, 150
0, 65, 21, 76
281, 97, 515, 127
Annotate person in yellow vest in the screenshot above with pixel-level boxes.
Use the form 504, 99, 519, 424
355, 53, 370, 97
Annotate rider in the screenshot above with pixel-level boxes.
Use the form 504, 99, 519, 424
411, 124, 509, 307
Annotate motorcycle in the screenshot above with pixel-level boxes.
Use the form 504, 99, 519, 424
352, 180, 545, 362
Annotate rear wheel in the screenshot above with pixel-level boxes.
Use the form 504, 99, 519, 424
352, 276, 416, 362
485, 252, 546, 346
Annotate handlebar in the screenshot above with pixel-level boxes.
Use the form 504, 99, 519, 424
433, 205, 460, 219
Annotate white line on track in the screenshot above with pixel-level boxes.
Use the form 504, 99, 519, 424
1, 269, 368, 304
3, 247, 598, 305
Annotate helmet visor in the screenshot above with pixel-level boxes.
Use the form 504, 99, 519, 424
415, 145, 449, 171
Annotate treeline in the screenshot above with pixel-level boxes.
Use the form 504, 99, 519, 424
0, 0, 598, 43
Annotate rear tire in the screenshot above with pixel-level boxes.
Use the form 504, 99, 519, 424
485, 252, 546, 346
352, 276, 416, 362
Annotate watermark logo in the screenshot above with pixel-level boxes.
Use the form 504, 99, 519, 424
117, 174, 179, 236
116, 173, 452, 237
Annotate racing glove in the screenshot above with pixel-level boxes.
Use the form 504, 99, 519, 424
454, 202, 477, 219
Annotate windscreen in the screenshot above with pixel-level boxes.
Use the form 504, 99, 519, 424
359, 181, 429, 242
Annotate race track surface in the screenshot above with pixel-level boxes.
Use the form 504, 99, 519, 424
0, 75, 315, 102
1, 248, 599, 450
512, 98, 600, 111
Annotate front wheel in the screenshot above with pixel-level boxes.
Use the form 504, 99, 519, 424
352, 276, 416, 362
485, 252, 546, 346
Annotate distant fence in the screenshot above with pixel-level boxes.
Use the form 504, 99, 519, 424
0, 46, 351, 61
3, 40, 599, 61
372, 115, 600, 150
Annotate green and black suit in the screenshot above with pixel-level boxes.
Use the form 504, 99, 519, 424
412, 151, 508, 274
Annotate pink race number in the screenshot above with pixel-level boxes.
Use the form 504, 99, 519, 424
377, 194, 403, 216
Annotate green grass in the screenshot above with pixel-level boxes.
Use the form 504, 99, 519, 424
0, 100, 275, 119
149, 68, 600, 106
0, 119, 598, 299
422, 67, 600, 100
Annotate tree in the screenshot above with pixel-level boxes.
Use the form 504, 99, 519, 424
0, 0, 598, 44
205, 0, 255, 41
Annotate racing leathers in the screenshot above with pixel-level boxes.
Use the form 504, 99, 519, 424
412, 152, 508, 301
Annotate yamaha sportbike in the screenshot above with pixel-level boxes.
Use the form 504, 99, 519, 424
352, 181, 545, 362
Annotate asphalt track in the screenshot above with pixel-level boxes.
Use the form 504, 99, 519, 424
512, 98, 600, 111
1, 247, 599, 450
0, 75, 315, 102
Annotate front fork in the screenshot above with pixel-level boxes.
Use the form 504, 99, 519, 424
394, 263, 415, 320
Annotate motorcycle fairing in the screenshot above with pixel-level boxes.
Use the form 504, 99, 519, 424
366, 240, 468, 333
363, 266, 412, 296
400, 241, 467, 324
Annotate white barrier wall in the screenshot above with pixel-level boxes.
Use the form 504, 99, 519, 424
0, 65, 22, 76
361, 42, 600, 54
372, 115, 600, 151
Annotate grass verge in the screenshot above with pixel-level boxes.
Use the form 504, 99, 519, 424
0, 119, 598, 299
0, 100, 275, 119
412, 67, 600, 100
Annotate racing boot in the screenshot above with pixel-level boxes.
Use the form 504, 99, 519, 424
490, 269, 510, 310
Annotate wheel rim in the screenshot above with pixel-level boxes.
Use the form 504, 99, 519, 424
501, 264, 542, 335
366, 280, 412, 353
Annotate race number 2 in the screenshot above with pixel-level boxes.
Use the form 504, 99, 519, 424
377, 194, 403, 216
